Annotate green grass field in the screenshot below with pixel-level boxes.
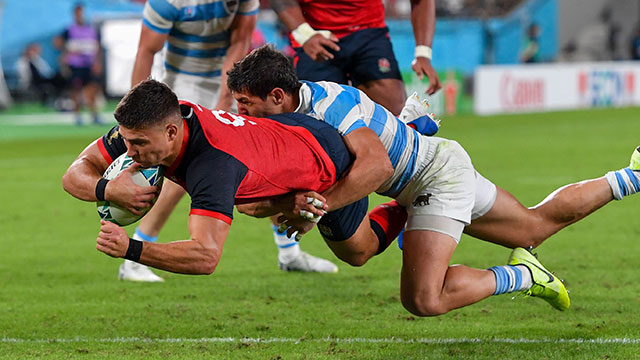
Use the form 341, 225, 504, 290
1, 107, 640, 359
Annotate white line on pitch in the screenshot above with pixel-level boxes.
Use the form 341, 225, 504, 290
2, 337, 640, 344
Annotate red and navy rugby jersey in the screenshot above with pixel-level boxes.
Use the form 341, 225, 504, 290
97, 101, 352, 225
294, 0, 386, 41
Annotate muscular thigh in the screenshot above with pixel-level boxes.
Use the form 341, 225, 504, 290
323, 213, 379, 263
357, 78, 406, 115
344, 28, 406, 114
464, 186, 538, 248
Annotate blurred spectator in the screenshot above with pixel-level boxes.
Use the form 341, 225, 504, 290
521, 23, 540, 63
54, 3, 103, 125
630, 26, 640, 60
556, 41, 591, 63
16, 43, 66, 105
575, 7, 619, 61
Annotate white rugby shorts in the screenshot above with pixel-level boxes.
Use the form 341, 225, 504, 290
394, 137, 497, 242
164, 71, 222, 109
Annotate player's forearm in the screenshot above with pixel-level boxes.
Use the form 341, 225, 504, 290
131, 47, 155, 87
269, 0, 306, 31
138, 240, 222, 275
236, 199, 279, 218
322, 156, 392, 211
410, 0, 435, 47
217, 41, 251, 110
322, 129, 394, 211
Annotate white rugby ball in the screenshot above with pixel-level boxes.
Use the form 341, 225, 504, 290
97, 154, 164, 226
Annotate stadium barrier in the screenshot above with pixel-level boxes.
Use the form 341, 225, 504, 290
474, 61, 640, 115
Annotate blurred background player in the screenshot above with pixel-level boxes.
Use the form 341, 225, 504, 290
270, 0, 440, 115
54, 2, 103, 125
15, 43, 66, 107
266, 0, 441, 247
120, 0, 337, 282
521, 23, 540, 63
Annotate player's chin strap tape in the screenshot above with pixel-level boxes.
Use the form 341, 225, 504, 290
95, 178, 110, 202
125, 238, 143, 262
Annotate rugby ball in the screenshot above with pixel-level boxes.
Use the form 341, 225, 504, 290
97, 154, 164, 226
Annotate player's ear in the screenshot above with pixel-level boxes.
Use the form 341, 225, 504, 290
270, 87, 285, 105
166, 122, 178, 141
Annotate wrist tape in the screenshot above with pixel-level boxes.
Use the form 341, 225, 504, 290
415, 45, 432, 60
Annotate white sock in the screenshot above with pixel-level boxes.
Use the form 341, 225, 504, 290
605, 168, 640, 200
272, 225, 300, 264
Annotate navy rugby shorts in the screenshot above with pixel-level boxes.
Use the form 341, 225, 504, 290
294, 27, 402, 86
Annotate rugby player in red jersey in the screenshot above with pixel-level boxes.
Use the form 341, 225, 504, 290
62, 79, 391, 275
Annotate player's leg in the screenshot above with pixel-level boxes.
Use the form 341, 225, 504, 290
466, 173, 617, 249
348, 28, 407, 115
69, 66, 84, 125
357, 79, 406, 116
82, 80, 102, 124
319, 197, 406, 267
400, 228, 496, 316
401, 217, 569, 316
119, 180, 186, 282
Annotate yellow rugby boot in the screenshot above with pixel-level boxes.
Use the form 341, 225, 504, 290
508, 247, 570, 311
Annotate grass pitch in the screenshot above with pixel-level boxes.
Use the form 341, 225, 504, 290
1, 107, 640, 359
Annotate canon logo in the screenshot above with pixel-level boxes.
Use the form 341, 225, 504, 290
499, 74, 544, 109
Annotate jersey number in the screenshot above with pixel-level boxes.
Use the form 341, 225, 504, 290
211, 110, 256, 127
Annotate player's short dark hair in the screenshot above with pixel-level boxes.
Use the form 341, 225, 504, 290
114, 79, 180, 129
227, 44, 301, 99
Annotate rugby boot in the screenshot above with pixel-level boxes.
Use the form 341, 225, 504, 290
279, 251, 338, 273
508, 247, 570, 311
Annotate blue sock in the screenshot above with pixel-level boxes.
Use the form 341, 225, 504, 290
489, 265, 531, 295
133, 227, 158, 243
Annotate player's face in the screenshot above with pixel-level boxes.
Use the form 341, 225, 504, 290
233, 90, 278, 117
119, 124, 172, 167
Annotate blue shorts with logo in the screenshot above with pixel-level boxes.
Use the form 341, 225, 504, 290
294, 27, 402, 87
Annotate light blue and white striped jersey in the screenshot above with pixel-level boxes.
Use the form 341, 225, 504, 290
294, 81, 430, 197
143, 0, 259, 78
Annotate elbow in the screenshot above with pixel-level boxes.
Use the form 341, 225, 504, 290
382, 158, 394, 179
197, 249, 221, 275
377, 156, 394, 184
236, 205, 254, 217
61, 171, 74, 196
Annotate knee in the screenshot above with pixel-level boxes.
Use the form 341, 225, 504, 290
336, 252, 369, 267
401, 293, 449, 317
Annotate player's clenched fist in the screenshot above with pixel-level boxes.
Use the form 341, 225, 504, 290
96, 220, 129, 258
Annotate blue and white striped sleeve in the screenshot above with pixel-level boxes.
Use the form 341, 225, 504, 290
238, 0, 259, 16
143, 0, 179, 34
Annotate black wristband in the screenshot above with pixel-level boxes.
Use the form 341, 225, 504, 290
95, 178, 109, 202
124, 238, 143, 262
